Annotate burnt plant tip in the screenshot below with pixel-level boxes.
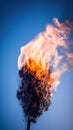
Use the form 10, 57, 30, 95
17, 65, 52, 125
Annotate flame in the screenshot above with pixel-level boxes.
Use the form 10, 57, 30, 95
18, 18, 73, 91
26, 59, 48, 79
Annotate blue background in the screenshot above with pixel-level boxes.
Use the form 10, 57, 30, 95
0, 0, 73, 130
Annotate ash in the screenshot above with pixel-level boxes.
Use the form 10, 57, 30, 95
17, 66, 51, 123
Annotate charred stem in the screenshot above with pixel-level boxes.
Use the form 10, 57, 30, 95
27, 119, 31, 130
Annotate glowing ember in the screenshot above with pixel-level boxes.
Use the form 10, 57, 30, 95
17, 18, 73, 130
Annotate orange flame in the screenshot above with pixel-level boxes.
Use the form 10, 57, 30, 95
27, 59, 48, 79
18, 18, 73, 91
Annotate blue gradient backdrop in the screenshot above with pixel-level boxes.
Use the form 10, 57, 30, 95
0, 0, 73, 130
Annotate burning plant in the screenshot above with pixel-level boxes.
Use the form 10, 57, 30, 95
17, 18, 73, 130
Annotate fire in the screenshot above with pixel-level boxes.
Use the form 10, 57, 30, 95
26, 59, 49, 80
17, 18, 73, 128
18, 18, 73, 91
22, 58, 54, 84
